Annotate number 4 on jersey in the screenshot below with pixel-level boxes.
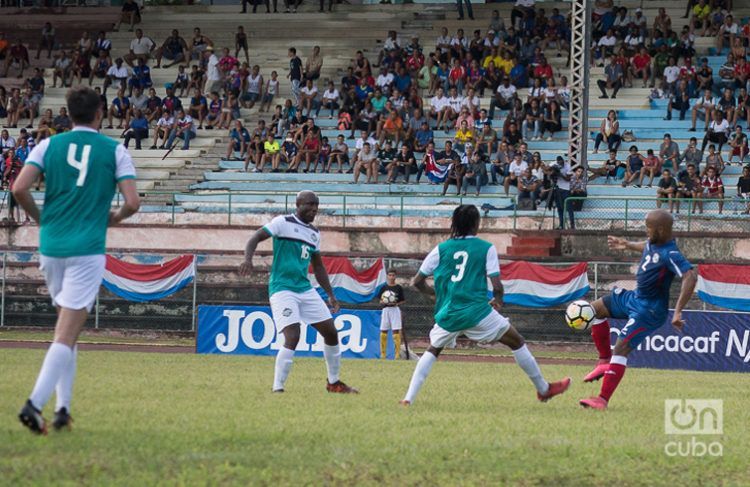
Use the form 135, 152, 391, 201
67, 144, 91, 187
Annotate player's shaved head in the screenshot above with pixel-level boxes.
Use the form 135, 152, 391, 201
645, 209, 673, 244
295, 191, 319, 224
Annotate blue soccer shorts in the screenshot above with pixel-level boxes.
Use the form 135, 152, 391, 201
602, 288, 667, 348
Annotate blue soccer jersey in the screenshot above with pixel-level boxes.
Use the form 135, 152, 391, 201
635, 240, 693, 306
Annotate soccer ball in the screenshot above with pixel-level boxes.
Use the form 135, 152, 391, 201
565, 300, 595, 331
381, 290, 398, 305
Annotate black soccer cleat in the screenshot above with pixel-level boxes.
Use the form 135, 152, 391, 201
19, 399, 47, 435
52, 407, 73, 431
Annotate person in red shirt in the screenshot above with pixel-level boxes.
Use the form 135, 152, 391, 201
533, 57, 554, 84
679, 57, 696, 84
448, 58, 466, 94
734, 57, 750, 87
628, 47, 652, 88
297, 129, 321, 173
700, 165, 724, 214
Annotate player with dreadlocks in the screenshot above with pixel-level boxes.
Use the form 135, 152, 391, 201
400, 204, 571, 406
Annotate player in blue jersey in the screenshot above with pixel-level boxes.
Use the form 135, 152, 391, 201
580, 210, 697, 410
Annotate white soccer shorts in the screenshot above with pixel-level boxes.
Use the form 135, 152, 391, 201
39, 254, 106, 312
269, 289, 333, 331
429, 310, 511, 349
380, 306, 402, 331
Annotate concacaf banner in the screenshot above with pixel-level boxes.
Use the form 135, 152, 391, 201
102, 255, 196, 302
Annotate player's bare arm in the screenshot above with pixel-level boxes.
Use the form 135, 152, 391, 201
109, 178, 140, 226
11, 164, 42, 223
489, 275, 504, 311
607, 235, 646, 252
239, 227, 271, 276
672, 267, 698, 332
411, 272, 435, 299
310, 252, 339, 314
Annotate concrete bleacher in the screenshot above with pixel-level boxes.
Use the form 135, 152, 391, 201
2, 3, 750, 226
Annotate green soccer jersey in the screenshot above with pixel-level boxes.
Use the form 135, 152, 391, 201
262, 214, 321, 296
25, 127, 136, 258
419, 236, 500, 332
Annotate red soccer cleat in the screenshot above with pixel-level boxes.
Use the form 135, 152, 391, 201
537, 377, 571, 402
579, 396, 609, 410
326, 380, 359, 394
583, 359, 610, 383
399, 400, 411, 407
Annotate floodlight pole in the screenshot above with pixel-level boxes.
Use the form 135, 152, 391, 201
567, 0, 592, 170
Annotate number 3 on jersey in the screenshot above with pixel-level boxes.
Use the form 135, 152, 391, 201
451, 251, 468, 282
67, 144, 91, 187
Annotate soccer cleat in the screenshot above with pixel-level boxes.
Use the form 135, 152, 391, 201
272, 388, 285, 393
52, 407, 73, 431
326, 380, 359, 394
18, 400, 47, 435
584, 359, 610, 382
537, 377, 571, 402
579, 396, 609, 410
399, 400, 411, 406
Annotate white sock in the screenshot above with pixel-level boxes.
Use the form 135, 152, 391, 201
512, 345, 549, 395
55, 345, 77, 412
29, 342, 74, 411
403, 351, 437, 403
323, 344, 341, 384
273, 347, 295, 391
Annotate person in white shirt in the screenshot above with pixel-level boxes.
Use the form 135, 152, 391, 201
429, 87, 451, 132
450, 29, 468, 60
351, 130, 378, 171
594, 29, 617, 65
375, 67, 394, 94
318, 81, 339, 118
503, 153, 528, 196
461, 87, 481, 115
718, 14, 739, 50
103, 58, 130, 95
0, 130, 16, 151
205, 47, 221, 94
165, 109, 196, 150
662, 57, 681, 95
445, 87, 463, 132
435, 27, 451, 62
702, 110, 730, 152
124, 29, 155, 67
299, 79, 318, 117
151, 111, 175, 149
489, 77, 517, 119
690, 88, 717, 132
377, 30, 401, 66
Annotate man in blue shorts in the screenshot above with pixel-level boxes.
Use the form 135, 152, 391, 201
580, 209, 697, 410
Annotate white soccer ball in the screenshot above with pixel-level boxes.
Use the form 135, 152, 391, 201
565, 300, 595, 331
381, 289, 398, 305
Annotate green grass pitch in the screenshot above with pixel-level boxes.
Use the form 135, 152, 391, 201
1, 349, 749, 486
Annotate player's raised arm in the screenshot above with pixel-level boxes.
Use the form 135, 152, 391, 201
11, 163, 42, 223
607, 235, 646, 252
239, 226, 271, 276
310, 252, 339, 314
672, 267, 698, 332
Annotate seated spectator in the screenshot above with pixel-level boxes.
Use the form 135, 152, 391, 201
165, 108, 196, 151
628, 47, 651, 88
737, 165, 750, 214
304, 46, 323, 82
107, 89, 130, 130
103, 58, 129, 95
242, 65, 263, 110
92, 31, 112, 59
260, 71, 279, 113
124, 29, 155, 68
588, 149, 622, 182
380, 110, 404, 147
728, 125, 748, 163
205, 91, 222, 129
143, 87, 162, 123
226, 120, 250, 160
462, 149, 488, 196
298, 130, 321, 173
189, 27, 213, 61
352, 142, 378, 184
488, 77, 517, 120
261, 133, 282, 172
299, 79, 319, 118
89, 50, 112, 87
0, 129, 15, 151
567, 164, 588, 229
3, 39, 29, 78
71, 51, 91, 86
703, 144, 725, 176
675, 163, 702, 213
218, 92, 239, 130
52, 50, 72, 88
188, 89, 208, 129
517, 167, 540, 203
476, 123, 497, 156
279, 135, 298, 171
116, 0, 142, 32
701, 165, 724, 213
413, 121, 433, 153
689, 88, 717, 132
327, 134, 349, 173
453, 119, 474, 153
155, 30, 188, 69
17, 88, 38, 129
521, 98, 543, 141
701, 111, 730, 152
490, 140, 513, 185
5, 88, 21, 128
661, 56, 680, 96
622, 145, 645, 187
128, 58, 152, 96
717, 14, 738, 51
638, 149, 662, 188
597, 56, 623, 99
656, 169, 677, 212
679, 137, 703, 170
123, 108, 149, 150
317, 137, 331, 173
660, 133, 680, 172
36, 22, 55, 60
52, 107, 72, 133
387, 144, 416, 184
540, 100, 561, 141
665, 80, 690, 121
504, 152, 528, 196
243, 134, 264, 172
593, 110, 620, 154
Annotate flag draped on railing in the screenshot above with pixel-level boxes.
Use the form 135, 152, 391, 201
102, 255, 196, 302
697, 264, 750, 312
308, 257, 387, 304
500, 261, 590, 308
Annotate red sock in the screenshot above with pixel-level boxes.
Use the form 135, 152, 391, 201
591, 320, 612, 361
599, 362, 626, 402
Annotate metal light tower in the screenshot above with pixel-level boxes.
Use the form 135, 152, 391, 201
567, 0, 592, 169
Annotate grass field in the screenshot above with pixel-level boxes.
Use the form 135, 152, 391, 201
2, 348, 749, 486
